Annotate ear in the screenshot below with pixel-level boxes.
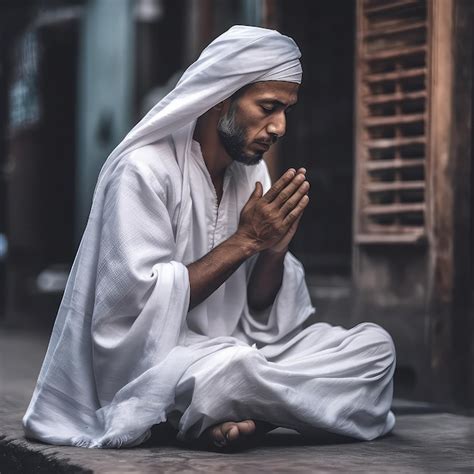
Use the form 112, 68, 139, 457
213, 101, 225, 112
213, 98, 231, 113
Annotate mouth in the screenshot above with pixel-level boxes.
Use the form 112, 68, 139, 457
254, 141, 271, 152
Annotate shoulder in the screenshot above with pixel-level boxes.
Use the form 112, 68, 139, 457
114, 137, 183, 201
127, 138, 182, 189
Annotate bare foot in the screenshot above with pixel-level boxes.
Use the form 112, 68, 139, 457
208, 420, 255, 447
205, 420, 275, 449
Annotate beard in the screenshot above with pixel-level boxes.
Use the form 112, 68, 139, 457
217, 104, 263, 166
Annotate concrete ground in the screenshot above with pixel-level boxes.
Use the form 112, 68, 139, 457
1, 327, 473, 473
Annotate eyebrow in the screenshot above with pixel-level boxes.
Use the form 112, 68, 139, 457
259, 98, 298, 108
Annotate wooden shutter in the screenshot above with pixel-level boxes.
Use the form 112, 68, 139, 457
354, 0, 428, 244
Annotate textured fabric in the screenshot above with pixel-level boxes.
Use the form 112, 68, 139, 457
175, 321, 395, 441
23, 140, 395, 448
23, 25, 395, 448
92, 25, 302, 259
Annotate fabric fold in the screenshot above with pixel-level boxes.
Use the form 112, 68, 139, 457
240, 252, 315, 345
23, 25, 395, 449
24, 146, 194, 447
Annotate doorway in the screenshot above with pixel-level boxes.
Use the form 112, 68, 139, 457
279, 2, 356, 326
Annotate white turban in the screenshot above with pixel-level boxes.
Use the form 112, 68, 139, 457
92, 25, 302, 257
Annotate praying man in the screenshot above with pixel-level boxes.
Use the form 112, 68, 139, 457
23, 26, 396, 449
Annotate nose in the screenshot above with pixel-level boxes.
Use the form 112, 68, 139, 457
267, 112, 286, 138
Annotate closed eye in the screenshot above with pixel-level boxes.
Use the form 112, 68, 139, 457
260, 105, 275, 113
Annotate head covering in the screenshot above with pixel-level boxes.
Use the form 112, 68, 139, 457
98, 25, 302, 180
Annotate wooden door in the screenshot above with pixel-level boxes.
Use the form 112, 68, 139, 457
353, 0, 473, 405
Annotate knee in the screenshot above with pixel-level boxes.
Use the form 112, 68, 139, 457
216, 346, 268, 392
206, 346, 264, 406
357, 323, 396, 372
226, 346, 263, 372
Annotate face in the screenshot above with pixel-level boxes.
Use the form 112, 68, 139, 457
217, 81, 299, 166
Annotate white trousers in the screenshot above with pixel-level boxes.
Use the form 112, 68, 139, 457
170, 322, 396, 441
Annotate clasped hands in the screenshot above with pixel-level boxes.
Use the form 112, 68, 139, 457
236, 168, 310, 254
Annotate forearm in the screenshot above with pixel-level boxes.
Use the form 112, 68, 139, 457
247, 248, 286, 312
187, 168, 308, 313
187, 233, 258, 310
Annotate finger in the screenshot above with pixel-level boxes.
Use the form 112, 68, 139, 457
283, 194, 309, 226
246, 182, 263, 206
253, 181, 263, 199
241, 181, 263, 214
263, 168, 296, 202
285, 207, 304, 237
288, 212, 303, 234
280, 180, 310, 216
273, 172, 307, 208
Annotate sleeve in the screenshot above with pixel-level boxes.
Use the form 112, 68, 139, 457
239, 161, 316, 345
91, 160, 190, 406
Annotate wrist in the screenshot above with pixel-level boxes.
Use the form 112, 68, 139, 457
230, 231, 261, 258
262, 246, 287, 260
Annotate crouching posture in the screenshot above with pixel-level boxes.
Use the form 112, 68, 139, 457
23, 26, 395, 449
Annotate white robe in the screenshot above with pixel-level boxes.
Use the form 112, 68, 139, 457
23, 138, 395, 448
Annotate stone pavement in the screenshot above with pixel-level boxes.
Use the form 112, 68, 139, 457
1, 327, 474, 473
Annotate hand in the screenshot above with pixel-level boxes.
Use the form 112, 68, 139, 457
236, 168, 310, 253
267, 167, 308, 254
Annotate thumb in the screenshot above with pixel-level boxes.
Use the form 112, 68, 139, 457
252, 181, 263, 199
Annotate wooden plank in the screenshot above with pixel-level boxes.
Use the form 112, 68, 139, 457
355, 231, 426, 244
364, 113, 426, 127
364, 0, 423, 16
364, 202, 425, 215
363, 15, 427, 35
364, 45, 426, 61
366, 158, 425, 171
365, 90, 426, 105
366, 222, 427, 233
365, 67, 426, 83
366, 181, 425, 192
366, 136, 426, 148
353, 0, 367, 245
363, 20, 426, 38
427, 0, 458, 406
449, 0, 474, 409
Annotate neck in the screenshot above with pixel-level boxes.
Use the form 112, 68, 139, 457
193, 110, 232, 182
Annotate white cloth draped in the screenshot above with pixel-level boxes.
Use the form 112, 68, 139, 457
91, 25, 302, 261
23, 26, 395, 448
23, 139, 395, 448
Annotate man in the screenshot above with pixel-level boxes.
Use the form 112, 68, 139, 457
23, 26, 395, 449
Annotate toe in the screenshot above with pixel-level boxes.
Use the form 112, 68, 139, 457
237, 420, 256, 435
225, 425, 240, 442
212, 425, 226, 444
